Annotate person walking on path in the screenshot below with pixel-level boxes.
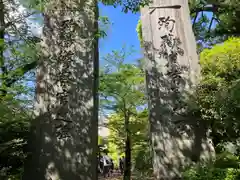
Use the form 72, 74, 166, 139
119, 156, 124, 175
110, 158, 114, 174
102, 150, 111, 177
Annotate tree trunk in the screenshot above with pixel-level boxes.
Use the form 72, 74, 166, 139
124, 119, 131, 180
0, 0, 7, 99
22, 0, 99, 179
0, 0, 4, 67
140, 0, 215, 179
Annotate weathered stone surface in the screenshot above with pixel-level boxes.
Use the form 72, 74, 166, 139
140, 0, 215, 179
23, 0, 99, 180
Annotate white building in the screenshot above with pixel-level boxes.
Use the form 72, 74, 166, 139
98, 114, 109, 138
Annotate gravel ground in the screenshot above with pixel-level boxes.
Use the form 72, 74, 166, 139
98, 171, 122, 180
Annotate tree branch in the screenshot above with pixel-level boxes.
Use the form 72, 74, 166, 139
5, 60, 37, 87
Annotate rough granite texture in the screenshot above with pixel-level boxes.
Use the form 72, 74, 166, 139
22, 0, 99, 180
140, 0, 215, 179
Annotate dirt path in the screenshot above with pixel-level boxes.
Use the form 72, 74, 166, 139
98, 171, 153, 180
99, 178, 121, 180
98, 171, 122, 180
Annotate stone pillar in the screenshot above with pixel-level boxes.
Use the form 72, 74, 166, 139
140, 0, 215, 179
22, 0, 99, 179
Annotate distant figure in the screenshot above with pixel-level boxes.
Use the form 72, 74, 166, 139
119, 156, 125, 175
110, 158, 114, 174
98, 155, 103, 174
103, 151, 111, 177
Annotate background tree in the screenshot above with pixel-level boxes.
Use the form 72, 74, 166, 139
0, 0, 39, 178
0, 0, 40, 99
0, 85, 33, 179
192, 37, 240, 150
107, 109, 152, 176
189, 0, 240, 47
100, 47, 145, 180
137, 1, 240, 51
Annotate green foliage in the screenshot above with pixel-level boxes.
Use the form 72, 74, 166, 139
100, 0, 150, 13
96, 16, 112, 39
0, 89, 32, 178
106, 109, 152, 175
100, 47, 150, 176
214, 152, 240, 169
20, 0, 46, 11
134, 142, 152, 174
200, 38, 240, 81
0, 1, 37, 177
100, 46, 145, 112
193, 38, 240, 145
98, 136, 103, 145
0, 36, 35, 179
183, 153, 240, 180
183, 166, 240, 180
189, 0, 240, 45
136, 19, 143, 47
107, 142, 119, 166
107, 111, 148, 153
23, 0, 151, 13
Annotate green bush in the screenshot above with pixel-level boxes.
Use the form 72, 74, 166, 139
183, 153, 240, 180
0, 95, 31, 179
214, 152, 239, 169
193, 37, 240, 146
184, 166, 240, 180
134, 144, 152, 173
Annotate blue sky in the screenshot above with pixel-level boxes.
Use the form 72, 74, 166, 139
27, 3, 214, 66
98, 4, 213, 64
23, 3, 214, 94
27, 3, 213, 66
99, 3, 142, 64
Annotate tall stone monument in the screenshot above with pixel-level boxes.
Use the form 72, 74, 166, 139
140, 0, 215, 179
22, 0, 99, 179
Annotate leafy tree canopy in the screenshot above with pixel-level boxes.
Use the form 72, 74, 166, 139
189, 0, 240, 45
194, 38, 240, 146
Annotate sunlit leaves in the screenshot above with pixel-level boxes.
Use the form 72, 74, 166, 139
107, 111, 149, 155
100, 0, 151, 13
195, 37, 240, 143
200, 38, 240, 82
100, 63, 145, 110
189, 0, 240, 45
136, 19, 143, 47
99, 47, 148, 165
96, 16, 112, 39
100, 47, 145, 113
0, 0, 37, 175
